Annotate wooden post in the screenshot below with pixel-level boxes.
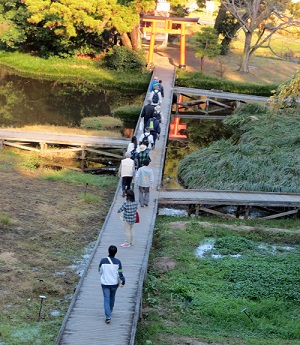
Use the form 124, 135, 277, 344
179, 23, 186, 69
80, 146, 86, 170
0, 140, 3, 149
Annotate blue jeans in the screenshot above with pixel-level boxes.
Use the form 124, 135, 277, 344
102, 285, 118, 319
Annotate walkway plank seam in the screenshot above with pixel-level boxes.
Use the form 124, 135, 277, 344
55, 64, 176, 345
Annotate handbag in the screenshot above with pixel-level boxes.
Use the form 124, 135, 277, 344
135, 211, 140, 223
107, 257, 122, 286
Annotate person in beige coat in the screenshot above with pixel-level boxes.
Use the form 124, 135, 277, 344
118, 152, 135, 197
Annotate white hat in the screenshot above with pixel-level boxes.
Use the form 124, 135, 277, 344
139, 144, 147, 152
154, 76, 158, 80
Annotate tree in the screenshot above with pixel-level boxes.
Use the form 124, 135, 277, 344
272, 69, 300, 109
0, 0, 156, 55
214, 3, 242, 55
220, 0, 300, 73
194, 27, 221, 72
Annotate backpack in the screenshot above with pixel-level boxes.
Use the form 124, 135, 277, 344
149, 119, 154, 130
130, 148, 136, 161
154, 110, 161, 123
141, 133, 149, 147
152, 90, 159, 104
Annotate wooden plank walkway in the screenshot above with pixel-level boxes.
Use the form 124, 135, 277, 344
173, 87, 270, 104
158, 189, 300, 207
55, 64, 176, 345
0, 129, 130, 148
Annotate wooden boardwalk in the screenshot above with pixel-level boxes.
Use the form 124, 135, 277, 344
158, 189, 300, 219
0, 129, 130, 148
173, 86, 270, 117
55, 64, 176, 345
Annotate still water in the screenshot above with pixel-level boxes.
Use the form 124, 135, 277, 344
0, 67, 144, 127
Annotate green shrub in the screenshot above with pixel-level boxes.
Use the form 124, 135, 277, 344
105, 46, 146, 71
80, 116, 123, 130
176, 71, 278, 97
112, 105, 142, 121
21, 155, 42, 170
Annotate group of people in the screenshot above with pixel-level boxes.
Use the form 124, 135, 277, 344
98, 76, 164, 324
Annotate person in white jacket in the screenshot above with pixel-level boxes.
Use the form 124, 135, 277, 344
135, 158, 154, 207
98, 245, 125, 324
118, 152, 135, 197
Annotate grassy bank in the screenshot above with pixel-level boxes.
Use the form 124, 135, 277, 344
0, 149, 118, 344
136, 216, 300, 345
0, 51, 150, 91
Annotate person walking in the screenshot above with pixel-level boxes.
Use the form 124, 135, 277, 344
154, 105, 163, 123
138, 127, 153, 153
98, 245, 125, 324
118, 152, 135, 197
137, 144, 151, 168
146, 113, 161, 149
135, 158, 154, 207
158, 80, 164, 97
141, 99, 155, 132
150, 84, 162, 107
149, 76, 159, 91
117, 189, 138, 247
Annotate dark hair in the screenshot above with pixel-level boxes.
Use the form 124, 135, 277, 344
126, 189, 135, 202
108, 245, 117, 257
159, 80, 162, 83
144, 158, 150, 166
131, 136, 137, 148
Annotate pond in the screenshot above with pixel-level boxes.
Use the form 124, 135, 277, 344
0, 67, 145, 128
0, 67, 232, 184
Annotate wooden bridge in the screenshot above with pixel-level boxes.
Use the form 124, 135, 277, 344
55, 64, 176, 345
158, 189, 300, 219
173, 86, 271, 118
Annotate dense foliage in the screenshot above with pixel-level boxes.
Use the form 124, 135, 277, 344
178, 104, 300, 192
105, 46, 146, 71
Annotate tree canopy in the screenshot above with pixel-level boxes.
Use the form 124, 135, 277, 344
0, 0, 156, 56
219, 0, 300, 73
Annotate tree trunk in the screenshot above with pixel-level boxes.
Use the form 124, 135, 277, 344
214, 4, 227, 34
240, 31, 252, 73
200, 56, 204, 73
120, 32, 133, 50
130, 24, 141, 50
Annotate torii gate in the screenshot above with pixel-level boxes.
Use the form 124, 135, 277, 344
140, 15, 200, 69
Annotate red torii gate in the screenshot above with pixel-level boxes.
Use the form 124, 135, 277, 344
140, 15, 200, 69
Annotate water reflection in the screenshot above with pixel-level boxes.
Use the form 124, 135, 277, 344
0, 67, 144, 127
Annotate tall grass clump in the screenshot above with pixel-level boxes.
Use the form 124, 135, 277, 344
0, 212, 10, 225
178, 106, 300, 193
